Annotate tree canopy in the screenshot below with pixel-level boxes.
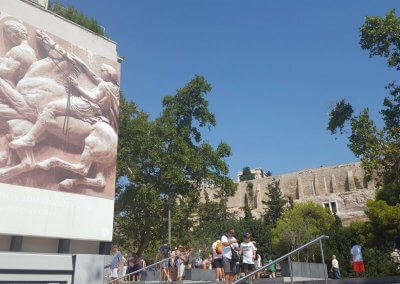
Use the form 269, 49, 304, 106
326, 9, 400, 276
272, 202, 335, 261
115, 76, 235, 255
240, 166, 255, 181
262, 178, 287, 226
328, 9, 400, 205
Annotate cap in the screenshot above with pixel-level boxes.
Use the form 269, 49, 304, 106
243, 232, 251, 238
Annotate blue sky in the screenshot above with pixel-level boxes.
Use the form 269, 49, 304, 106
57, 0, 399, 178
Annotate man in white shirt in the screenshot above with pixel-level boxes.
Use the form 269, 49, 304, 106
212, 239, 224, 281
331, 255, 340, 279
350, 243, 365, 277
110, 245, 123, 283
221, 228, 240, 284
240, 232, 257, 281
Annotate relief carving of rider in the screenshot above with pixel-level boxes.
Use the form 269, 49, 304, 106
0, 20, 36, 121
9, 52, 119, 149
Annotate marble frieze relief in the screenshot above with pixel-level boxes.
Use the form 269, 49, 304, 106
0, 14, 120, 199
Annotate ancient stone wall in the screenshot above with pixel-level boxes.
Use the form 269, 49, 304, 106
207, 162, 376, 225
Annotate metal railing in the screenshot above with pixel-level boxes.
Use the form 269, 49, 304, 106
106, 253, 185, 284
232, 235, 329, 284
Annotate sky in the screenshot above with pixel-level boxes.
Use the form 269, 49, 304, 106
57, 0, 400, 178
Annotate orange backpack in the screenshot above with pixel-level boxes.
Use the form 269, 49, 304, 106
216, 241, 223, 255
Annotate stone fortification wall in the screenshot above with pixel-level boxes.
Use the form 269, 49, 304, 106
213, 162, 376, 225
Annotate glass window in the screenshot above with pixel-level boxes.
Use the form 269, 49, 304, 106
330, 202, 338, 213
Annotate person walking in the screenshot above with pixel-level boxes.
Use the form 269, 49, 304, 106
126, 253, 143, 282
240, 232, 257, 283
212, 239, 224, 281
351, 243, 365, 277
221, 228, 240, 284
169, 247, 177, 281
122, 254, 128, 278
267, 259, 276, 278
160, 243, 171, 282
331, 255, 340, 279
176, 245, 186, 281
255, 253, 262, 279
126, 254, 135, 281
110, 245, 123, 283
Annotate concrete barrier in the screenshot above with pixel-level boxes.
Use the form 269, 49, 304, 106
143, 270, 161, 281
184, 268, 216, 281
280, 261, 327, 279
0, 252, 107, 284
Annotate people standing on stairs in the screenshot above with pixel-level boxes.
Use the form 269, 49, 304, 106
255, 253, 262, 279
169, 247, 177, 281
331, 255, 340, 279
159, 243, 171, 282
122, 253, 128, 278
221, 228, 240, 284
110, 245, 123, 283
212, 239, 224, 281
126, 253, 143, 282
240, 232, 257, 283
126, 254, 135, 281
176, 245, 186, 281
351, 243, 365, 277
267, 259, 276, 278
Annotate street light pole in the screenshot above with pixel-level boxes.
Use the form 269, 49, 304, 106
168, 197, 171, 247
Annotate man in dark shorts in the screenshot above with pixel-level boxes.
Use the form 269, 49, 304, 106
240, 232, 257, 282
221, 228, 240, 284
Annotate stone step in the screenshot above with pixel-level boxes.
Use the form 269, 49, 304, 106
254, 276, 400, 283
120, 275, 400, 284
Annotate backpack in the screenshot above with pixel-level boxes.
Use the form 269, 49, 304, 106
216, 242, 223, 255
231, 246, 239, 262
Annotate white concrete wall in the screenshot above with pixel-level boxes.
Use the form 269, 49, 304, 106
0, 183, 114, 241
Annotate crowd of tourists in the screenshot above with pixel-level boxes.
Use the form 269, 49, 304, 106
109, 230, 366, 283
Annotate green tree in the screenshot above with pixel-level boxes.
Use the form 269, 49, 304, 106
327, 7, 400, 244
364, 200, 400, 246
262, 178, 287, 226
326, 10, 400, 276
48, 1, 105, 36
272, 202, 335, 262
240, 166, 255, 181
115, 76, 235, 255
114, 95, 167, 254
328, 10, 400, 204
243, 193, 253, 220
197, 191, 223, 225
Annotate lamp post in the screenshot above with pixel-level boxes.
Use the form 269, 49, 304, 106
168, 197, 171, 247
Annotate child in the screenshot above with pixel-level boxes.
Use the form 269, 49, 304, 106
240, 232, 257, 282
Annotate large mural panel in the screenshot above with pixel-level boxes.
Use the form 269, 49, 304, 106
0, 13, 119, 200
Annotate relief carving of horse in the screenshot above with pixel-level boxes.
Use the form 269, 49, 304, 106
0, 30, 118, 191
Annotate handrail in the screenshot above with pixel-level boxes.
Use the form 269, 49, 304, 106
232, 235, 329, 284
106, 253, 185, 284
